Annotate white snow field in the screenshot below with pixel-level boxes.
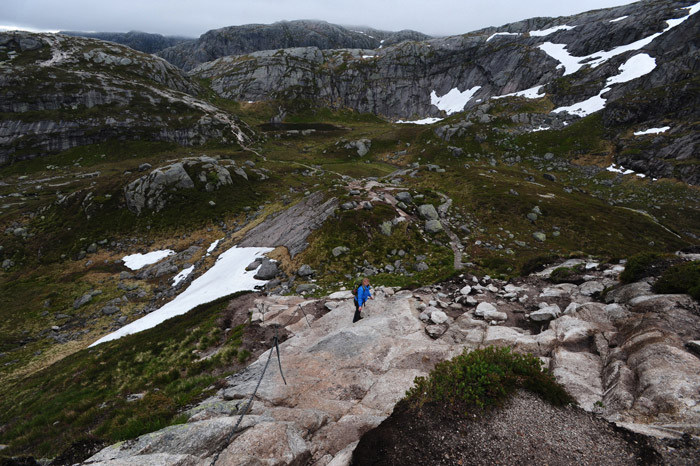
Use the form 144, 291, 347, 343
122, 250, 175, 270
634, 126, 670, 136
430, 86, 481, 114
172, 265, 194, 287
492, 85, 545, 100
396, 117, 444, 125
90, 246, 272, 347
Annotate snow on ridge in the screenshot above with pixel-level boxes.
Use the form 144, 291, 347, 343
486, 32, 519, 42
539, 3, 700, 76
609, 16, 629, 23
430, 86, 481, 115
206, 238, 223, 255
396, 117, 444, 125
634, 126, 670, 136
492, 85, 545, 100
90, 246, 273, 347
553, 53, 658, 117
172, 265, 194, 287
553, 88, 609, 117
529, 25, 575, 37
605, 53, 656, 86
122, 250, 175, 271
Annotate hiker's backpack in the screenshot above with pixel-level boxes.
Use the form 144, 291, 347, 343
351, 278, 363, 296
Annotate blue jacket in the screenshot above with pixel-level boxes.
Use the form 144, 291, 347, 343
356, 285, 372, 307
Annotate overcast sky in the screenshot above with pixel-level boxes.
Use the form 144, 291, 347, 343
1, 0, 638, 37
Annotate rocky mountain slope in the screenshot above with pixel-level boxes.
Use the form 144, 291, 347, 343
191, 0, 699, 183
0, 31, 252, 166
59, 31, 192, 54
1, 1, 700, 464
157, 20, 430, 71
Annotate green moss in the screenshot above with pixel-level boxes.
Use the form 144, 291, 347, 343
653, 261, 700, 299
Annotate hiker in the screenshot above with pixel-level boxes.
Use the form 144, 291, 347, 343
353, 277, 373, 323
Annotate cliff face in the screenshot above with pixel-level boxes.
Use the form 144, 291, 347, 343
156, 20, 431, 71
0, 32, 252, 166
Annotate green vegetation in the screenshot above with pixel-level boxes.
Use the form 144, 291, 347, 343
0, 292, 251, 457
405, 346, 573, 413
619, 252, 665, 283
653, 261, 700, 300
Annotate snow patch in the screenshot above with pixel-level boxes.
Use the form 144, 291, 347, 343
172, 266, 194, 287
609, 16, 629, 23
634, 126, 670, 136
91, 246, 273, 346
607, 163, 646, 178
605, 53, 656, 86
553, 88, 610, 117
206, 238, 223, 255
430, 86, 481, 115
486, 32, 519, 42
396, 117, 444, 125
529, 25, 575, 37
539, 3, 699, 76
492, 85, 544, 100
122, 250, 175, 271
530, 126, 550, 132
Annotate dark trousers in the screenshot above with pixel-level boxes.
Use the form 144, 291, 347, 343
353, 298, 362, 323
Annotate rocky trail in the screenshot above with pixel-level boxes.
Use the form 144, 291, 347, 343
81, 260, 700, 465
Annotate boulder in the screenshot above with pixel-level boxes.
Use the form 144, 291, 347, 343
418, 204, 439, 221
297, 264, 314, 277
529, 303, 561, 322
395, 192, 412, 203
532, 231, 546, 242
254, 259, 278, 280
73, 293, 92, 309
474, 302, 507, 321
424, 220, 443, 234
578, 280, 604, 296
459, 285, 472, 296
332, 246, 350, 257
329, 290, 353, 300
429, 310, 449, 325
344, 139, 371, 156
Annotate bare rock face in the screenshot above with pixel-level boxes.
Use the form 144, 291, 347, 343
238, 192, 339, 257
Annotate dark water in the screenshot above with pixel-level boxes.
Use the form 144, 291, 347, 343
258, 122, 345, 132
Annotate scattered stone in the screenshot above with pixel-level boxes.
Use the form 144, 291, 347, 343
425, 220, 443, 234
332, 246, 350, 257
459, 285, 472, 296
430, 310, 449, 325
425, 324, 448, 339
395, 192, 412, 203
532, 232, 546, 242
530, 303, 561, 321
475, 302, 507, 321
414, 262, 429, 272
418, 204, 439, 221
73, 294, 92, 309
297, 264, 314, 277
296, 284, 316, 294
101, 306, 119, 315
254, 259, 278, 280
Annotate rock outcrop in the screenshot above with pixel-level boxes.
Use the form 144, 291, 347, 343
123, 156, 251, 214
60, 30, 193, 54
0, 32, 252, 166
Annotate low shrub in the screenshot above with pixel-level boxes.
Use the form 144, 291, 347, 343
653, 261, 700, 300
619, 252, 665, 283
404, 346, 573, 413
